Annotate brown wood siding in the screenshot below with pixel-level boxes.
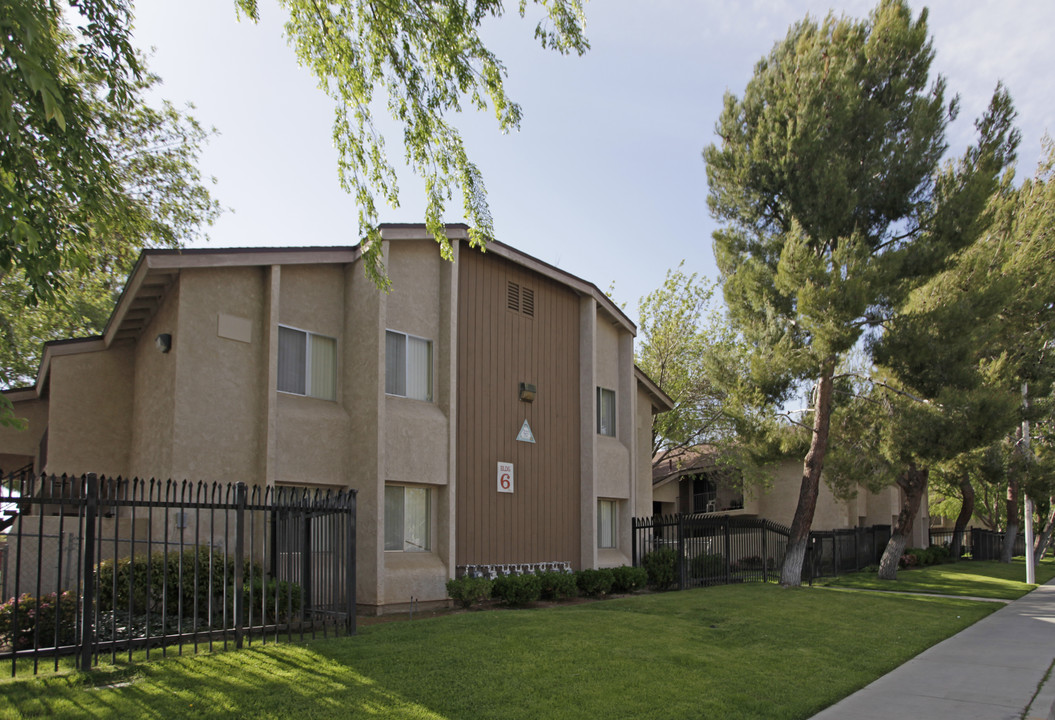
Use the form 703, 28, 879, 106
456, 247, 581, 568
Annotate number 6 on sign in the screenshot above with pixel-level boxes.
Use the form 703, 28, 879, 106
497, 461, 514, 494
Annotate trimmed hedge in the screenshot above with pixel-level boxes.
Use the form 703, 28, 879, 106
575, 568, 614, 597
446, 576, 494, 608
611, 565, 647, 593
492, 573, 541, 605
536, 571, 578, 601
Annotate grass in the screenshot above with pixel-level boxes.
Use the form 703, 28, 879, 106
0, 583, 1000, 720
822, 556, 1055, 600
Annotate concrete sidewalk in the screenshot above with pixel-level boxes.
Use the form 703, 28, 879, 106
810, 577, 1055, 720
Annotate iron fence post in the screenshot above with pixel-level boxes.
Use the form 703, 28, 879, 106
762, 522, 769, 583
631, 517, 638, 567
346, 491, 357, 635
234, 482, 246, 649
676, 514, 685, 591
723, 520, 731, 585
79, 474, 97, 671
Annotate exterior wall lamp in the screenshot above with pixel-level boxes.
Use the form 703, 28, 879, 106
155, 333, 172, 353
518, 382, 536, 402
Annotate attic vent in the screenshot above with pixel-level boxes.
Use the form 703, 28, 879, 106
521, 287, 535, 317
506, 281, 535, 318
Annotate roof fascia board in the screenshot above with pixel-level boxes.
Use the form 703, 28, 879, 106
482, 241, 637, 335
635, 366, 674, 413
143, 247, 361, 270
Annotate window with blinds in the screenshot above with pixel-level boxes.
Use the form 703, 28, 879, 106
385, 330, 433, 402
277, 325, 337, 401
597, 387, 616, 437
598, 499, 617, 549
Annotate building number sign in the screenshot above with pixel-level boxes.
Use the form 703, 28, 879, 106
497, 461, 514, 494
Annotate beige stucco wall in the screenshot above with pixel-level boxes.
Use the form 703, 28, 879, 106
379, 239, 453, 607
129, 280, 179, 481
169, 267, 267, 483
45, 344, 134, 477
634, 385, 656, 519
0, 397, 48, 471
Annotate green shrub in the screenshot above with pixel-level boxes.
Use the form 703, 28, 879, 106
535, 571, 577, 601
492, 573, 541, 605
642, 547, 677, 591
97, 545, 242, 616
446, 576, 494, 608
0, 591, 78, 650
246, 576, 304, 622
610, 565, 647, 593
576, 568, 614, 597
690, 553, 727, 579
96, 546, 302, 624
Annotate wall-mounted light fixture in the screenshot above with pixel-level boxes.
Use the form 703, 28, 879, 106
519, 382, 536, 402
155, 333, 172, 354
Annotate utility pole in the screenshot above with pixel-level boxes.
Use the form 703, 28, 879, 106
1023, 382, 1035, 585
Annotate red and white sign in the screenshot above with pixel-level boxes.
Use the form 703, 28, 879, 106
497, 461, 514, 494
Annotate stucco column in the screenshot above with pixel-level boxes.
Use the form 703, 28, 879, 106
263, 265, 281, 487
438, 240, 459, 578
579, 296, 597, 570
617, 331, 635, 541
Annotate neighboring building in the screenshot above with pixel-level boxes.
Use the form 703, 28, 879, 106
651, 448, 930, 547
0, 225, 673, 613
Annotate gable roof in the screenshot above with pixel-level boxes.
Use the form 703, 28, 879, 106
9, 224, 641, 399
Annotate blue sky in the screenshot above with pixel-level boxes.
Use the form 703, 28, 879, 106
132, 1, 1055, 317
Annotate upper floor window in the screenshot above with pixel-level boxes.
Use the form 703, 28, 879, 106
277, 325, 337, 401
386, 330, 433, 401
597, 387, 616, 437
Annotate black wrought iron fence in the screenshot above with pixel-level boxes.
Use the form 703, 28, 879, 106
969, 528, 1025, 560
632, 514, 790, 589
632, 514, 898, 588
806, 525, 891, 579
0, 472, 356, 677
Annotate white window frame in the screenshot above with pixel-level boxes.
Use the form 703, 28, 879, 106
277, 325, 337, 401
384, 484, 432, 552
385, 329, 433, 402
598, 499, 617, 549
597, 387, 616, 437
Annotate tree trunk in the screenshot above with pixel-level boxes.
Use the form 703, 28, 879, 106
780, 370, 835, 587
878, 465, 928, 580
1001, 473, 1019, 563
1035, 500, 1055, 562
950, 476, 974, 561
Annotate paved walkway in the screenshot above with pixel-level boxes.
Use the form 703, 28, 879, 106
810, 577, 1055, 720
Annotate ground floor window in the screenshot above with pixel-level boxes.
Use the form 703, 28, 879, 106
598, 499, 617, 549
385, 485, 431, 552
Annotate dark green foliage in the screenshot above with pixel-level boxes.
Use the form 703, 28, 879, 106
642, 548, 677, 591
247, 576, 304, 623
901, 546, 951, 568
535, 571, 577, 601
491, 573, 541, 605
95, 545, 300, 622
97, 546, 236, 616
0, 591, 78, 650
446, 576, 494, 608
690, 553, 727, 579
575, 569, 614, 597
610, 565, 648, 594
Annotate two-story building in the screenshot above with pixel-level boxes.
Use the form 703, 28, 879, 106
0, 225, 672, 613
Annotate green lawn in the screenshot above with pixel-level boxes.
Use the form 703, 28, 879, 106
822, 557, 1055, 600
0, 584, 1000, 720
